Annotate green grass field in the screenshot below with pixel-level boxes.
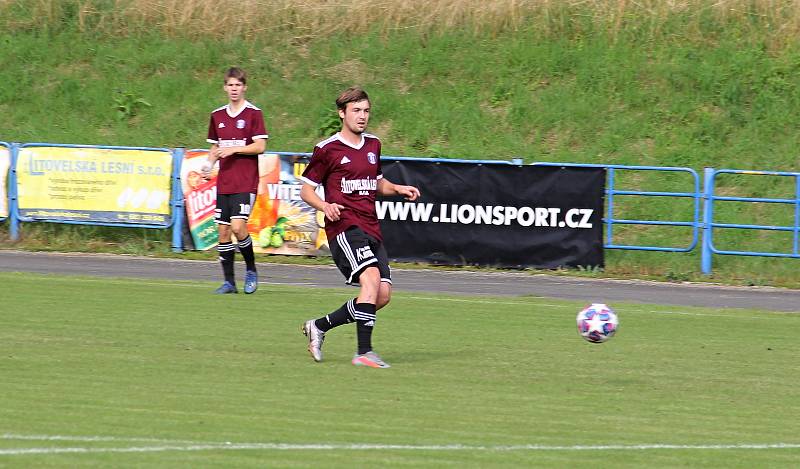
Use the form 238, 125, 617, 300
1, 272, 798, 467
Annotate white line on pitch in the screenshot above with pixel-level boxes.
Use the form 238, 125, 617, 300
645, 309, 789, 320
2, 437, 800, 455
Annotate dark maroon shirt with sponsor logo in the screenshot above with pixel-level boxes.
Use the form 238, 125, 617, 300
206, 101, 268, 194
300, 133, 383, 241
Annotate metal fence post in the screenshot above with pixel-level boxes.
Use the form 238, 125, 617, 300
605, 167, 615, 246
795, 175, 800, 256
171, 147, 185, 252
701, 167, 715, 275
8, 143, 19, 241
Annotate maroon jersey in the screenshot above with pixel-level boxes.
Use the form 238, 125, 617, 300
300, 133, 384, 241
206, 101, 268, 194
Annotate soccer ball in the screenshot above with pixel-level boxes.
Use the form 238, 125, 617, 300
576, 303, 618, 343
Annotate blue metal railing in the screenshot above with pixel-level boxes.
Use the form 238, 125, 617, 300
4, 142, 800, 274
382, 155, 522, 166
268, 152, 523, 166
701, 168, 800, 274
532, 163, 701, 253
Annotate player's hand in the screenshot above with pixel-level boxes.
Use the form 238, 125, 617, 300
397, 185, 420, 201
200, 160, 213, 179
323, 202, 346, 221
213, 147, 236, 159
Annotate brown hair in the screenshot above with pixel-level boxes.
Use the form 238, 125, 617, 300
224, 67, 247, 85
336, 87, 369, 111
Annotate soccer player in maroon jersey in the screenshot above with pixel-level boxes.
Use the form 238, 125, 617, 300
299, 87, 420, 368
203, 67, 268, 294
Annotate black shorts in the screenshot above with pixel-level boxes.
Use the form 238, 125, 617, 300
330, 227, 392, 285
215, 192, 255, 225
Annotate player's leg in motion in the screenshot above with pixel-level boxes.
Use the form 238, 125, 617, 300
231, 193, 258, 294
231, 223, 258, 294
214, 200, 238, 293
215, 243, 237, 293
350, 265, 391, 368
302, 298, 356, 362
352, 242, 393, 367
302, 266, 385, 365
302, 229, 389, 367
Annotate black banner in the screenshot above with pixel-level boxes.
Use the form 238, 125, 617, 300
379, 161, 605, 268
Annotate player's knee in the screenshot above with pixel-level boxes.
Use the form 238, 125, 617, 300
377, 283, 392, 309
232, 226, 249, 240
359, 266, 381, 286
356, 268, 380, 300
377, 294, 391, 309
218, 226, 232, 243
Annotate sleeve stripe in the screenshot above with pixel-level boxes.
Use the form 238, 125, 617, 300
299, 176, 319, 187
206, 139, 218, 144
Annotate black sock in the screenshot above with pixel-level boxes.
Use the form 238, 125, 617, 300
315, 298, 356, 332
218, 242, 236, 284
238, 235, 256, 272
354, 303, 376, 355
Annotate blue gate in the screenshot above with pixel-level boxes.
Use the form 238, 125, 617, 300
533, 163, 702, 253
701, 168, 800, 274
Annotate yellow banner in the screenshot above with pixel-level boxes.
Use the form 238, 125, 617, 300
16, 146, 173, 225
0, 146, 9, 219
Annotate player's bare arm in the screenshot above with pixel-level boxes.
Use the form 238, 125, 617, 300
202, 144, 220, 178
377, 178, 421, 201
300, 183, 346, 221
214, 138, 266, 159
204, 139, 266, 178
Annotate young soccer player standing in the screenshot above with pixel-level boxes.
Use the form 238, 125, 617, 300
203, 67, 268, 294
299, 87, 420, 368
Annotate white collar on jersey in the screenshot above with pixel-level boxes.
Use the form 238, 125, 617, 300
336, 132, 366, 150
226, 101, 253, 119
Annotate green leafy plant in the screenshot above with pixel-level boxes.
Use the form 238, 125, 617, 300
317, 109, 341, 136
113, 90, 151, 121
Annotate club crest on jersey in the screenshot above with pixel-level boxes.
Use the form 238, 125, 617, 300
367, 152, 377, 164
236, 119, 246, 129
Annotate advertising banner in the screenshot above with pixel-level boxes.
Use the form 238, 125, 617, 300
16, 146, 173, 226
182, 152, 328, 255
379, 160, 606, 268
181, 150, 219, 250
0, 145, 8, 220
247, 153, 329, 255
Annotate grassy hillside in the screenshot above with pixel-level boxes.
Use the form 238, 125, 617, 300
1, 0, 799, 286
